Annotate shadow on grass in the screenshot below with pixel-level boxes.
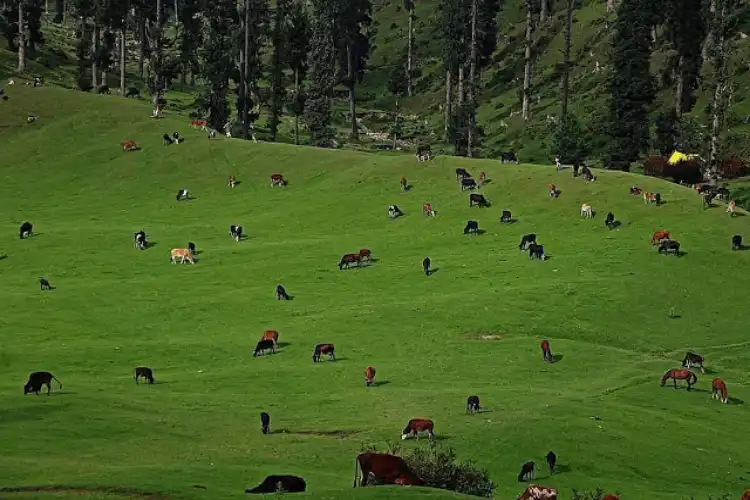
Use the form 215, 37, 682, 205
371, 380, 390, 388
552, 354, 564, 363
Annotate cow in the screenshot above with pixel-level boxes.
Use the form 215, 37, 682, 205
643, 191, 657, 204
605, 212, 615, 229
365, 366, 376, 387
191, 119, 208, 130
170, 248, 195, 264
260, 412, 271, 434
548, 184, 560, 199
469, 193, 489, 208
702, 192, 715, 208
401, 418, 435, 441
682, 352, 705, 373
422, 203, 436, 217
517, 485, 558, 500
39, 277, 52, 290
479, 172, 487, 185
461, 177, 478, 191
388, 205, 404, 219
163, 133, 174, 145
711, 378, 728, 404
353, 452, 424, 487
651, 231, 670, 245
228, 175, 237, 188
270, 174, 286, 187
176, 188, 190, 201
423, 256, 431, 276
124, 87, 141, 98
658, 239, 680, 255
400, 176, 408, 192
359, 248, 372, 262
96, 85, 110, 94
741, 490, 750, 500
19, 221, 33, 239
456, 167, 471, 180
245, 475, 306, 494
529, 243, 545, 260
276, 284, 290, 300
312, 343, 335, 362
500, 151, 519, 164
727, 200, 737, 216
134, 367, 155, 384
630, 186, 642, 195
338, 253, 361, 270
24, 371, 62, 395
732, 234, 743, 250
500, 210, 512, 223
121, 140, 139, 152
466, 395, 480, 414
188, 242, 196, 255
464, 220, 479, 235
541, 340, 553, 363
581, 165, 596, 181
262, 330, 280, 347
545, 452, 556, 474
230, 225, 243, 242
580, 203, 593, 218
253, 339, 276, 357
716, 186, 730, 201
519, 234, 537, 250
602, 496, 619, 500
134, 230, 147, 250
172, 131, 181, 144
518, 461, 535, 482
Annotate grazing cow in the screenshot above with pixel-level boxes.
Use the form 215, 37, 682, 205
519, 234, 537, 250
338, 253, 361, 270
682, 352, 705, 373
630, 186, 642, 195
456, 167, 471, 180
124, 87, 141, 98
500, 210, 512, 223
466, 395, 480, 414
716, 186, 730, 201
422, 203, 436, 217
270, 174, 286, 187
401, 418, 435, 441
163, 133, 174, 145
581, 165, 596, 181
660, 368, 697, 390
260, 412, 271, 434
732, 234, 742, 250
643, 191, 657, 204
602, 496, 619, 500
545, 452, 556, 475
228, 175, 237, 188
176, 188, 189, 201
121, 140, 139, 151
134, 231, 147, 250
655, 193, 661, 205
312, 343, 336, 362
605, 212, 615, 229
190, 119, 208, 130
518, 461, 535, 482
262, 330, 280, 347
658, 239, 680, 255
253, 339, 276, 357
245, 475, 306, 494
172, 132, 181, 144
469, 193, 489, 207
702, 192, 715, 208
742, 491, 750, 500
464, 220, 479, 235
96, 85, 110, 94
400, 176, 408, 192
353, 452, 424, 487
479, 172, 488, 185
651, 231, 670, 245
365, 366, 376, 387
711, 378, 728, 404
517, 485, 557, 500
500, 151, 519, 164
19, 221, 33, 239
188, 242, 196, 255
170, 248, 195, 264
528, 244, 545, 260
423, 256, 431, 276
580, 203, 593, 218
359, 248, 372, 262
548, 184, 560, 199
727, 200, 737, 216
276, 284, 290, 300
230, 225, 243, 242
39, 277, 52, 290
388, 205, 404, 219
540, 340, 553, 363
461, 177, 478, 191
134, 367, 155, 384
24, 371, 62, 395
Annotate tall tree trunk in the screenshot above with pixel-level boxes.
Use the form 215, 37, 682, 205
119, 26, 126, 96
138, 14, 145, 78
241, 0, 250, 139
561, 0, 574, 118
348, 43, 358, 139
407, 2, 414, 97
708, 0, 727, 172
702, 0, 717, 65
92, 24, 99, 88
467, 0, 477, 157
444, 70, 451, 141
294, 67, 300, 145
675, 56, 684, 118
457, 65, 464, 108
17, 1, 25, 72
540, 0, 548, 23
156, 0, 163, 88
100, 29, 107, 85
522, 0, 533, 121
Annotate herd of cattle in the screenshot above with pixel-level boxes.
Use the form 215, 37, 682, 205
13, 125, 749, 500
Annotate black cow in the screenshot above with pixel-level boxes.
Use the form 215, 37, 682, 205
134, 366, 155, 384
176, 188, 189, 201
456, 167, 471, 180
39, 277, 52, 290
188, 242, 196, 255
230, 225, 243, 242
466, 395, 480, 414
461, 177, 478, 191
682, 351, 705, 373
172, 131, 181, 144
605, 212, 615, 229
469, 193, 489, 208
260, 412, 271, 434
124, 87, 141, 98
163, 133, 174, 145
134, 231, 147, 250
24, 371, 62, 395
464, 220, 479, 235
500, 151, 519, 164
245, 475, 306, 494
732, 234, 742, 250
546, 452, 557, 475
519, 233, 536, 250
529, 243, 545, 260
654, 192, 662, 205
423, 257, 431, 275
96, 85, 110, 94
19, 221, 33, 239
500, 210, 512, 223
716, 187, 730, 201
253, 339, 275, 357
276, 284, 291, 300
517, 461, 535, 482
312, 343, 335, 362
658, 240, 680, 255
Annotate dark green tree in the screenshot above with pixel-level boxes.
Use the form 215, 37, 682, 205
653, 110, 678, 156
387, 49, 408, 98
664, 0, 705, 116
438, 0, 467, 141
268, 0, 291, 141
550, 113, 590, 164
286, 0, 310, 145
303, 0, 336, 147
177, 0, 202, 85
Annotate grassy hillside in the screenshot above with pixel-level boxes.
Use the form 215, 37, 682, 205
1, 85, 750, 500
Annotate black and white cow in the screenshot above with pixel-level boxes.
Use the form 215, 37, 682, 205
464, 220, 479, 235
469, 194, 489, 208
500, 151, 519, 164
461, 177, 478, 191
19, 221, 33, 239
176, 188, 190, 201
732, 234, 742, 251
529, 243, 545, 260
519, 233, 537, 250
134, 231, 147, 250
388, 205, 404, 219
230, 225, 243, 242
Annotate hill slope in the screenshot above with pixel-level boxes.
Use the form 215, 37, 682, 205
1, 86, 750, 500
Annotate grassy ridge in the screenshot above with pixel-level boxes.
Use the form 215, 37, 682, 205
1, 86, 750, 500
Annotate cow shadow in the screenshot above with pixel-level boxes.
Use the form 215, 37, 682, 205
276, 342, 291, 348
551, 354, 564, 363
144, 241, 158, 249
150, 381, 169, 385
191, 249, 203, 255
48, 391, 75, 396
500, 218, 519, 224
426, 268, 440, 276
372, 380, 390, 387
730, 212, 746, 217
367, 258, 381, 263
466, 229, 487, 236
232, 180, 242, 187
482, 178, 492, 185
608, 221, 622, 230
554, 464, 571, 474
403, 185, 413, 192
0, 254, 7, 261
728, 396, 745, 405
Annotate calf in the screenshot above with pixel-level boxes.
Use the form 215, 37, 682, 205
276, 284, 291, 300
682, 352, 705, 373
548, 184, 560, 199
456, 167, 471, 180
246, 475, 306, 494
338, 253, 361, 270
230, 225, 243, 242
461, 177, 478, 191
262, 330, 279, 347
170, 248, 195, 264
658, 240, 680, 255
124, 87, 141, 98
422, 203, 435, 217
518, 461, 535, 482
401, 418, 435, 441
580, 203, 593, 218
469, 193, 489, 207
365, 366, 376, 387
400, 176, 408, 192
134, 366, 155, 384
19, 221, 33, 239
500, 210, 512, 223
529, 244, 545, 260
500, 151, 519, 164
519, 233, 537, 250
228, 175, 237, 188
354, 452, 423, 487
260, 412, 271, 434
732, 234, 742, 250
466, 395, 480, 414
727, 200, 737, 216
545, 452, 556, 475
312, 343, 335, 362
253, 339, 276, 357
388, 205, 404, 219
39, 277, 52, 290
24, 371, 62, 395
464, 220, 479, 235
518, 485, 558, 500
270, 174, 286, 187
134, 231, 147, 250
176, 188, 189, 201
605, 212, 615, 229
540, 340, 553, 363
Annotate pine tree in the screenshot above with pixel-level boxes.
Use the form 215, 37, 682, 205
439, 0, 465, 141
286, 0, 310, 145
268, 0, 291, 141
664, 0, 705, 117
303, 0, 336, 147
177, 0, 201, 86
335, 0, 372, 140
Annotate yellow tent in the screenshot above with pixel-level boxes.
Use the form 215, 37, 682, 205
668, 151, 689, 165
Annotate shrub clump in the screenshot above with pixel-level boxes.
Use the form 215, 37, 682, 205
402, 446, 494, 498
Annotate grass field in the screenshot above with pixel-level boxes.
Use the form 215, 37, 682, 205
1, 85, 750, 500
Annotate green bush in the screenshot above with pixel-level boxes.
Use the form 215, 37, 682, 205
402, 446, 494, 498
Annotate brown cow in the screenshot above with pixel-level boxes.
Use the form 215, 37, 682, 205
338, 253, 361, 270
170, 248, 195, 264
401, 418, 435, 441
651, 231, 670, 245
517, 485, 557, 500
602, 495, 620, 500
365, 366, 376, 387
741, 489, 750, 500
353, 452, 423, 487
262, 330, 279, 347
270, 174, 286, 187
359, 249, 372, 262
312, 343, 335, 362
